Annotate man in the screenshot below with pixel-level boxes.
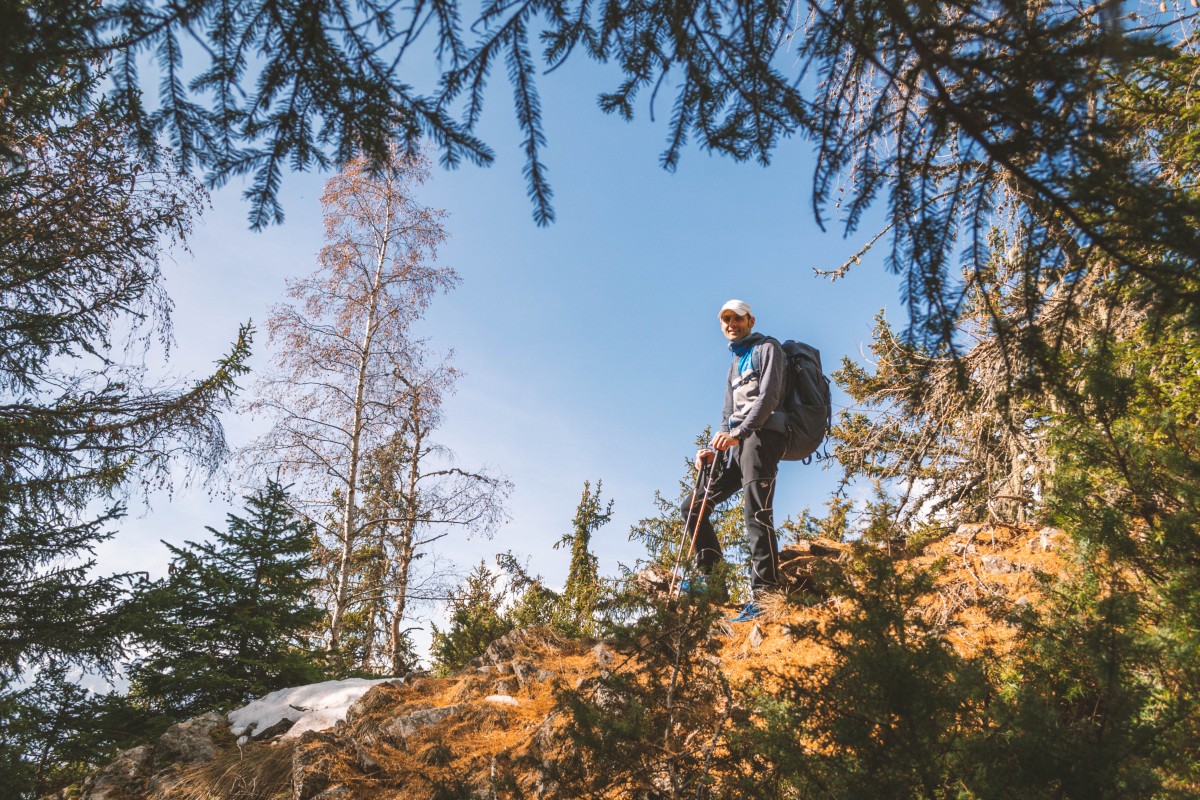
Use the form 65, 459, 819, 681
682, 299, 787, 623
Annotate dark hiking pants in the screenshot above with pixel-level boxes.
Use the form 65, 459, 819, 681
681, 428, 785, 595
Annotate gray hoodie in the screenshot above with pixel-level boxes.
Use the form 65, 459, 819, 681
722, 333, 788, 440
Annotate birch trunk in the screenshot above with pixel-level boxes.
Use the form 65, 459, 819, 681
328, 202, 391, 651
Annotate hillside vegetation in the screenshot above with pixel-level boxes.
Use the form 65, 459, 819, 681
69, 521, 1196, 800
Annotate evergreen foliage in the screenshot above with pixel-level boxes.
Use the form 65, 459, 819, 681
0, 665, 130, 800
126, 479, 328, 721
12, 0, 493, 228
983, 565, 1176, 799
1, 72, 250, 794
834, 305, 1046, 530
785, 233, 1200, 796
733, 539, 987, 799
547, 600, 733, 799
553, 481, 612, 638
1029, 311, 1200, 794
430, 480, 612, 675
15, 1, 1195, 325
0, 109, 251, 681
429, 561, 514, 676
5, 3, 1200, 794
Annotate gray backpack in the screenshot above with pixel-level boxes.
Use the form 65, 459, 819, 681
757, 338, 832, 462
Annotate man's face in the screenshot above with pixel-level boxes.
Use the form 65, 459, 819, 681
719, 310, 754, 342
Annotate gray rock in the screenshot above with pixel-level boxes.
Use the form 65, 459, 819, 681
81, 744, 153, 800
475, 627, 560, 666
950, 540, 977, 556
382, 705, 462, 741
635, 566, 673, 595
292, 731, 346, 800
343, 680, 407, 728
511, 660, 537, 687
533, 773, 561, 797
252, 716, 297, 741
533, 712, 559, 757
586, 679, 624, 713
747, 623, 766, 649
980, 555, 1016, 574
591, 643, 615, 669
353, 737, 382, 773
153, 711, 227, 769
1033, 526, 1065, 552
954, 523, 988, 539
493, 677, 519, 695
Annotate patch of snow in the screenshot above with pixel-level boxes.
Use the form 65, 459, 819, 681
228, 678, 395, 740
483, 694, 520, 706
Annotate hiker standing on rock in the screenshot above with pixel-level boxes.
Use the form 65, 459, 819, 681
681, 299, 787, 623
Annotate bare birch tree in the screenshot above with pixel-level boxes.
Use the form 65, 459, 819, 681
356, 367, 511, 674
243, 148, 508, 659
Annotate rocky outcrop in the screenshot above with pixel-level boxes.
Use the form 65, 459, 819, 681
78, 745, 153, 800
778, 537, 848, 596
292, 730, 364, 800
381, 704, 462, 741
69, 711, 229, 800
152, 711, 226, 769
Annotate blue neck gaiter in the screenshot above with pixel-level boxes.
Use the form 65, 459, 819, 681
729, 332, 764, 373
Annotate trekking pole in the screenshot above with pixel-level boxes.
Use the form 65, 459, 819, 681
668, 456, 717, 598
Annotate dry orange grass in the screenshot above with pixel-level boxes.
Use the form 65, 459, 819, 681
146, 739, 295, 800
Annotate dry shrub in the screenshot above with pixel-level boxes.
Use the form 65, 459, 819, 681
754, 589, 797, 620
147, 741, 295, 800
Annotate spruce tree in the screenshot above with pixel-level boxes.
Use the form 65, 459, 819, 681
0, 107, 249, 683
0, 664, 131, 800
429, 561, 513, 675
548, 600, 732, 799
980, 564, 1171, 799
1, 95, 249, 796
128, 479, 327, 721
495, 550, 560, 631
730, 537, 986, 800
554, 481, 611, 638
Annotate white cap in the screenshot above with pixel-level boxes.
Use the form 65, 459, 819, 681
719, 299, 752, 318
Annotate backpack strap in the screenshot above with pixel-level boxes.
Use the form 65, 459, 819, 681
732, 371, 758, 390
749, 335, 779, 376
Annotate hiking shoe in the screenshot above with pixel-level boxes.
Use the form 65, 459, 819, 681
730, 601, 763, 623
678, 575, 708, 597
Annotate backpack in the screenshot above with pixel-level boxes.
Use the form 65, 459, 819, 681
757, 338, 832, 462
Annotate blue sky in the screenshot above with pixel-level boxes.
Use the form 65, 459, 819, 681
96, 56, 900, 639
